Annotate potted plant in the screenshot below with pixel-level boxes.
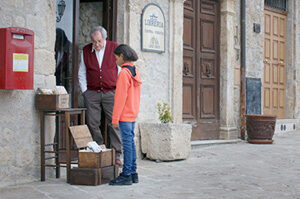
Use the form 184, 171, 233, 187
139, 103, 192, 161
245, 114, 276, 144
157, 103, 173, 123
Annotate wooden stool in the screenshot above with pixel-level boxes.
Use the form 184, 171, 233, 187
39, 108, 86, 182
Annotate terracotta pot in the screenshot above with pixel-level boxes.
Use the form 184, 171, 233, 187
246, 114, 276, 144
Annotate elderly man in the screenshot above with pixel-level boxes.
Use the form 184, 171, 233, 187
78, 26, 122, 165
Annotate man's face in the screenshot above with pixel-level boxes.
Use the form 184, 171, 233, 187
91, 31, 105, 51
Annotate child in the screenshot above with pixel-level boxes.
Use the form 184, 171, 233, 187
109, 44, 142, 186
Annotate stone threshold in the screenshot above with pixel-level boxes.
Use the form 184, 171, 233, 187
191, 139, 242, 149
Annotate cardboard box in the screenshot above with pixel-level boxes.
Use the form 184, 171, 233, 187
69, 125, 115, 168
70, 166, 118, 186
35, 94, 70, 110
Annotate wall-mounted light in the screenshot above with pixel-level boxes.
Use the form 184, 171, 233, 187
56, 0, 66, 22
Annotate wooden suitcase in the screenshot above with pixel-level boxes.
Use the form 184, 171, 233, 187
79, 149, 115, 168
70, 166, 119, 186
69, 125, 115, 168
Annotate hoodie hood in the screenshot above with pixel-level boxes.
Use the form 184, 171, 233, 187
121, 64, 142, 87
132, 69, 142, 87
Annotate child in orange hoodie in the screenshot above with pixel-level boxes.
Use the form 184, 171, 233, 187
109, 44, 142, 186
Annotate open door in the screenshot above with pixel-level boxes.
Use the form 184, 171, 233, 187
55, 0, 118, 161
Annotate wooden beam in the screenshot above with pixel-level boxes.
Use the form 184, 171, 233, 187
72, 0, 80, 108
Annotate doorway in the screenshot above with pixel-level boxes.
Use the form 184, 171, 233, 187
183, 0, 220, 140
55, 0, 117, 107
54, 0, 117, 161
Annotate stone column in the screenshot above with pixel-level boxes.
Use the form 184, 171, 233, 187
295, 2, 300, 120
287, 1, 300, 122
219, 0, 239, 139
169, 0, 184, 123
286, 0, 296, 119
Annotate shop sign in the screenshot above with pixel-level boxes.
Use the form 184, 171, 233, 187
141, 3, 165, 53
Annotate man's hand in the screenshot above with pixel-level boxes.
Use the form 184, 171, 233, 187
113, 123, 119, 128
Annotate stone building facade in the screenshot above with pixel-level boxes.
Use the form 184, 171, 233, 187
117, 0, 183, 123
0, 0, 56, 187
0, 0, 300, 188
220, 0, 300, 138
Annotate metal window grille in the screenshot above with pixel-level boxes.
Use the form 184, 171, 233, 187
265, 0, 288, 11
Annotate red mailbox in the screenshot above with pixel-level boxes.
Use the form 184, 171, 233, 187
0, 27, 34, 89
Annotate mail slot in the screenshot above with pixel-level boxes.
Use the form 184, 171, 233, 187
0, 27, 34, 89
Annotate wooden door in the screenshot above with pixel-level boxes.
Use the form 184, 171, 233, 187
183, 0, 220, 140
263, 9, 286, 118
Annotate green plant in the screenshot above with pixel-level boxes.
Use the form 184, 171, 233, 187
157, 103, 173, 123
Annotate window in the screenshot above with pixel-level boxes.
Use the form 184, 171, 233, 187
265, 0, 287, 11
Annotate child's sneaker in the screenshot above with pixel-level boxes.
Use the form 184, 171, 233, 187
109, 173, 132, 186
131, 173, 139, 183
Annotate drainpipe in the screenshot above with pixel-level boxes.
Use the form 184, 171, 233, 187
240, 0, 246, 140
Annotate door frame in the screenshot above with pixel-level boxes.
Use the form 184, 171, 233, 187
72, 0, 118, 108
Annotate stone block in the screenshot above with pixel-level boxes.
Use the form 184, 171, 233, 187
0, 14, 13, 27
139, 122, 192, 161
219, 126, 239, 140
44, 75, 56, 89
14, 16, 25, 27
1, 0, 16, 7
34, 49, 55, 75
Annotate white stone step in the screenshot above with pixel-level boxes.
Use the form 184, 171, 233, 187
191, 139, 241, 149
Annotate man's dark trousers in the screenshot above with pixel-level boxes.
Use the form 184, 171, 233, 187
83, 89, 122, 157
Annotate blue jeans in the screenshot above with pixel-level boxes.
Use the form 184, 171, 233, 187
119, 121, 137, 176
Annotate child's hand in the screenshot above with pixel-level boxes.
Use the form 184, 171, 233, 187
113, 123, 119, 128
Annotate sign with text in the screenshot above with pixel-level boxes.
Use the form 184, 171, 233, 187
13, 53, 29, 72
141, 3, 165, 53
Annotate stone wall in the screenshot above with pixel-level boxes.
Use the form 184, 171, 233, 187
79, 2, 103, 51
245, 0, 264, 79
0, 0, 56, 187
117, 0, 171, 123
244, 0, 264, 118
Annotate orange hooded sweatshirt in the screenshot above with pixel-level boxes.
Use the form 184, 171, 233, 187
112, 63, 142, 124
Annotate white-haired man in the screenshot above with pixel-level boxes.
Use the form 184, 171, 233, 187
78, 26, 122, 166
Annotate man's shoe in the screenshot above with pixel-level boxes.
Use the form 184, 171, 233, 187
132, 173, 139, 183
109, 173, 132, 186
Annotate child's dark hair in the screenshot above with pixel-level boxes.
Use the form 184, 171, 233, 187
114, 44, 138, 62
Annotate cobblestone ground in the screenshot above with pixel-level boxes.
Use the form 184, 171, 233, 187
1, 132, 300, 199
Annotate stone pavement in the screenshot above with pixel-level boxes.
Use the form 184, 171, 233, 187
1, 131, 300, 199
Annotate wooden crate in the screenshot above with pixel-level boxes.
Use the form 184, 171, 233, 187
70, 166, 118, 186
79, 149, 115, 168
69, 125, 115, 168
35, 94, 70, 110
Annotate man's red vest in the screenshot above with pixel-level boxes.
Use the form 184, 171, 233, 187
83, 41, 118, 93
